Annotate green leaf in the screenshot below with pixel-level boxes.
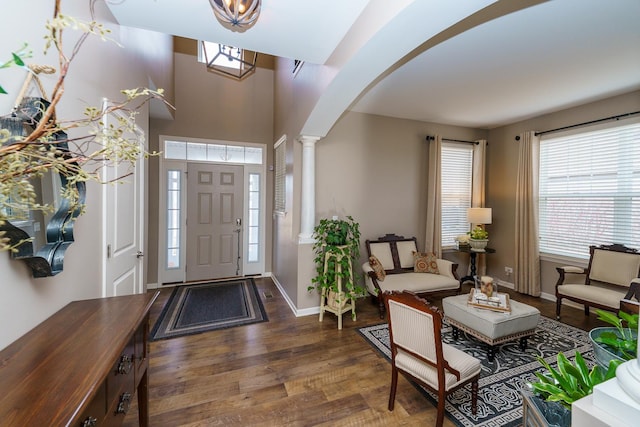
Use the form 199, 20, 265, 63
0, 85, 7, 95
12, 52, 25, 67
619, 310, 639, 330
605, 359, 622, 379
568, 352, 591, 389
596, 310, 622, 327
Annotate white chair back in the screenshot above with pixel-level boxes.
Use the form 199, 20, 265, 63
590, 248, 640, 287
387, 298, 438, 363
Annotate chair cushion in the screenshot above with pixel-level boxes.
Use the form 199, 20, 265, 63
413, 251, 439, 274
396, 344, 480, 390
557, 283, 626, 309
369, 255, 386, 281
376, 272, 460, 294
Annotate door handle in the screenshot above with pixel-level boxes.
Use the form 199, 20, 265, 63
136, 251, 144, 259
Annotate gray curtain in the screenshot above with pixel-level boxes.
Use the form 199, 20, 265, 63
425, 135, 442, 257
515, 131, 541, 296
472, 139, 488, 275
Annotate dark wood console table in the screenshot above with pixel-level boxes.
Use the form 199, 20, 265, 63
0, 291, 158, 427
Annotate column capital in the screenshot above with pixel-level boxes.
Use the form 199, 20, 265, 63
297, 135, 322, 145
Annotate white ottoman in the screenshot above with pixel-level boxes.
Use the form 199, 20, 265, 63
442, 293, 540, 361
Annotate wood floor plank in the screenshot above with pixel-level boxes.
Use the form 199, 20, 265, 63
123, 277, 608, 426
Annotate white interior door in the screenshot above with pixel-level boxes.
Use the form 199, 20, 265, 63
186, 163, 243, 281
102, 105, 145, 296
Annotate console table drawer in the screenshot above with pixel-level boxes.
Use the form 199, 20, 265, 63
77, 382, 107, 427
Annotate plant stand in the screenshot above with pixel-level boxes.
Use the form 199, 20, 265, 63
318, 249, 356, 330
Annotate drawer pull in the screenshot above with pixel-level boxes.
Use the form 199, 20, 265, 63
117, 354, 133, 375
81, 416, 98, 427
116, 392, 132, 414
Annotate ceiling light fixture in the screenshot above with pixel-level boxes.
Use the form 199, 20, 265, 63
203, 42, 257, 80
209, 0, 261, 32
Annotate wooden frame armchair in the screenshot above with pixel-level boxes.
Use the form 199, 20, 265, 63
555, 244, 640, 319
363, 234, 461, 318
383, 291, 480, 427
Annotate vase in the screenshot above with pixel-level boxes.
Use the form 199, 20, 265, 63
327, 290, 348, 310
527, 391, 572, 427
469, 238, 488, 251
589, 327, 638, 367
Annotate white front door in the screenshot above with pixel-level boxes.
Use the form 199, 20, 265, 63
102, 106, 145, 296
186, 163, 243, 281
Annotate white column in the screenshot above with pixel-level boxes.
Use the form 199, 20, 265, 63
298, 135, 320, 243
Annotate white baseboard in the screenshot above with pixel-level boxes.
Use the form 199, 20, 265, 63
496, 279, 515, 290
146, 282, 159, 290
497, 282, 583, 310
269, 274, 319, 317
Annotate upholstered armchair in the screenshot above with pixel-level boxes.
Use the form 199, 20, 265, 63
555, 244, 640, 319
383, 291, 480, 427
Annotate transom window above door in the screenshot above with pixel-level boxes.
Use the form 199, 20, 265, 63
164, 140, 263, 164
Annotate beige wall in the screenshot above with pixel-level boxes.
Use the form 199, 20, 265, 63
486, 90, 640, 297
148, 52, 275, 284
0, 2, 173, 350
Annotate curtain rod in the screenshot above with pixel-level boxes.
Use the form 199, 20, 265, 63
514, 110, 640, 140
426, 135, 479, 145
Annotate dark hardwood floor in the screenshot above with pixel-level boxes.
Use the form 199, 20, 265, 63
123, 278, 607, 426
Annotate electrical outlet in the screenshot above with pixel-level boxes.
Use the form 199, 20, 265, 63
505, 266, 513, 275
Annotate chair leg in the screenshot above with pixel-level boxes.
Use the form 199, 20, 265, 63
378, 299, 386, 319
556, 297, 562, 320
388, 366, 398, 411
436, 390, 446, 427
471, 378, 478, 415
584, 305, 590, 316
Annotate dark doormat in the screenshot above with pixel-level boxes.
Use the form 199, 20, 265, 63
150, 278, 268, 341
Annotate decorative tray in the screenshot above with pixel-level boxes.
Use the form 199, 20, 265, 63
467, 289, 511, 313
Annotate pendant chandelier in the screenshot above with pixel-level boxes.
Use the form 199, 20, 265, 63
209, 0, 261, 32
203, 42, 257, 80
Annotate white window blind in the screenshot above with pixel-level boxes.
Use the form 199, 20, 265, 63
274, 138, 286, 213
539, 121, 640, 259
441, 142, 474, 248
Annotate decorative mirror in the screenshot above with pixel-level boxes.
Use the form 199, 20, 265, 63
0, 130, 86, 277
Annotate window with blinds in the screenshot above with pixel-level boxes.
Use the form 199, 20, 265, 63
539, 121, 640, 259
274, 137, 286, 213
441, 142, 474, 248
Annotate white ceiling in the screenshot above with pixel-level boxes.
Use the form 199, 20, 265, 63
107, 0, 640, 129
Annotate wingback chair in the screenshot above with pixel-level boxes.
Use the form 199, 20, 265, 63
556, 243, 640, 319
383, 291, 480, 427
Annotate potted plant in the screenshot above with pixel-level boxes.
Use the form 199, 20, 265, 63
590, 309, 638, 367
468, 226, 489, 250
308, 216, 364, 315
528, 351, 620, 426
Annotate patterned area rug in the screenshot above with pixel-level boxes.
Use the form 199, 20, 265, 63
151, 278, 268, 341
358, 317, 594, 427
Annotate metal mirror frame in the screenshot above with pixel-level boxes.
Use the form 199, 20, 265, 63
1, 130, 86, 277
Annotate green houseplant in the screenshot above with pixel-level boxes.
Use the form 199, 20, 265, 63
528, 350, 620, 427
468, 226, 489, 250
308, 216, 364, 312
530, 351, 620, 411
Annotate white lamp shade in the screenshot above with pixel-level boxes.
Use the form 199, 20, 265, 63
467, 207, 492, 224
